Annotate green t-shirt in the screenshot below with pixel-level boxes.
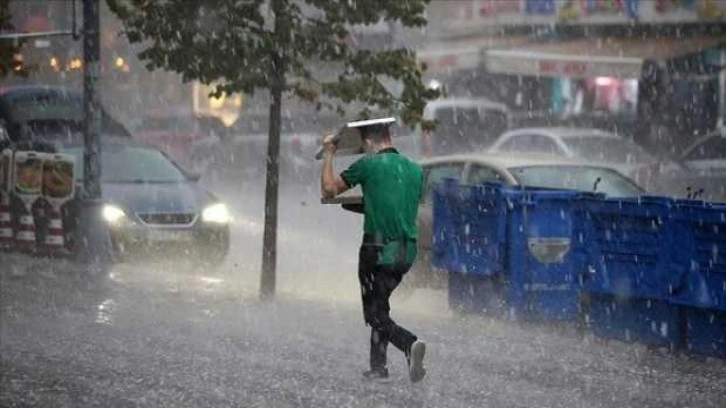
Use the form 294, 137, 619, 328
341, 148, 423, 265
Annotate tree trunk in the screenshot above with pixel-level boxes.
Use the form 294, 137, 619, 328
260, 69, 284, 301
83, 0, 102, 199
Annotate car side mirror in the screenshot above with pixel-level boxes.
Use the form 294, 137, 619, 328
187, 172, 201, 182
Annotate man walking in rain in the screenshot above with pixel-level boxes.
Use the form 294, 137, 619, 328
320, 121, 427, 383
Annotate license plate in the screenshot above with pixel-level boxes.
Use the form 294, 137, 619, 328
147, 230, 193, 242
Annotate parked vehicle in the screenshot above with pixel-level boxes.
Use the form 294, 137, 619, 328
409, 153, 644, 290
132, 113, 228, 170
414, 97, 511, 158
654, 127, 726, 202
487, 127, 671, 190
59, 138, 230, 265
0, 85, 131, 144
192, 112, 339, 184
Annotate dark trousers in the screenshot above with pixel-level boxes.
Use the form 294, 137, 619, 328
358, 243, 418, 371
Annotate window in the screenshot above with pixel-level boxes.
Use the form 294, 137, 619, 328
683, 135, 726, 161
422, 163, 464, 203
528, 135, 563, 155
498, 134, 563, 155
467, 164, 503, 185
498, 135, 533, 152
509, 165, 643, 197
63, 145, 188, 183
564, 136, 655, 164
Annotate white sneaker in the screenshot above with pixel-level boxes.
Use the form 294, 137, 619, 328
408, 340, 426, 383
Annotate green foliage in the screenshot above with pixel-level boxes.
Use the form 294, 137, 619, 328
107, 0, 438, 129
0, 0, 28, 78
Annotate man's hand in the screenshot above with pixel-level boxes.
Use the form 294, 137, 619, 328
322, 133, 337, 156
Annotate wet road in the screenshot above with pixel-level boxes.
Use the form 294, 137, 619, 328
2, 178, 726, 407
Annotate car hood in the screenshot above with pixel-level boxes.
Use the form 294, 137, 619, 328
101, 181, 216, 215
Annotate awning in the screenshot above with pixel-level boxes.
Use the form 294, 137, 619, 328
484, 36, 726, 79
417, 36, 530, 74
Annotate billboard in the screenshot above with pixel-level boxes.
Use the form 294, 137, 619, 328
426, 0, 725, 32
42, 154, 75, 202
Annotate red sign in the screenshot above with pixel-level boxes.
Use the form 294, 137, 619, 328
538, 60, 588, 75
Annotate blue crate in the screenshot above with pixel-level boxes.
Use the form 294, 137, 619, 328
584, 293, 683, 350
684, 307, 726, 359
436, 180, 588, 322
505, 187, 587, 322
433, 180, 507, 277
580, 196, 675, 300
670, 201, 726, 311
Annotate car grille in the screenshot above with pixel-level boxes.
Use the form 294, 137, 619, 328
136, 212, 197, 226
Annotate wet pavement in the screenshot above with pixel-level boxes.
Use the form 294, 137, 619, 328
2, 179, 726, 407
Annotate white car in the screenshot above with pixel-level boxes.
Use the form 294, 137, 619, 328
488, 127, 661, 189
681, 127, 726, 172
657, 127, 726, 201
414, 97, 511, 157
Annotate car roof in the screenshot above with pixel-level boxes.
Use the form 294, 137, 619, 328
0, 85, 81, 101
503, 127, 620, 139
420, 152, 616, 170
57, 136, 158, 150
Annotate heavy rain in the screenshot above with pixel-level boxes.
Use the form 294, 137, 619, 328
1, 1, 726, 407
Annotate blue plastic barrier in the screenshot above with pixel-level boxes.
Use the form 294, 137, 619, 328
433, 180, 510, 316
684, 307, 726, 359
506, 187, 586, 322
578, 196, 684, 348
670, 200, 726, 311
580, 196, 675, 300
432, 179, 507, 277
433, 179, 726, 358
583, 293, 683, 350
670, 200, 726, 357
434, 181, 588, 322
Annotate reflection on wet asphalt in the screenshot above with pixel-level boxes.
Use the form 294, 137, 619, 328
2, 179, 725, 407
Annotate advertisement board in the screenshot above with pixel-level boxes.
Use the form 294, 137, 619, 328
426, 0, 725, 33
42, 153, 75, 202
13, 151, 44, 197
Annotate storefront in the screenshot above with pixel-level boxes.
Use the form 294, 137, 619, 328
482, 35, 726, 151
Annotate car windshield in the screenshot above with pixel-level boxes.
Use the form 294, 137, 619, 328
508, 165, 643, 197
683, 135, 726, 161
4, 95, 84, 122
563, 135, 655, 164
63, 145, 188, 183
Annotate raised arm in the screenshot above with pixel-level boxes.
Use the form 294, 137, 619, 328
320, 134, 350, 198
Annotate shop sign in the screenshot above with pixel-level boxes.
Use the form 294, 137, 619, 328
485, 49, 643, 79
538, 59, 588, 75
525, 0, 557, 14
428, 0, 723, 30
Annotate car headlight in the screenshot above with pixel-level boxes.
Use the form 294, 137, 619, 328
202, 203, 231, 224
102, 204, 126, 225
